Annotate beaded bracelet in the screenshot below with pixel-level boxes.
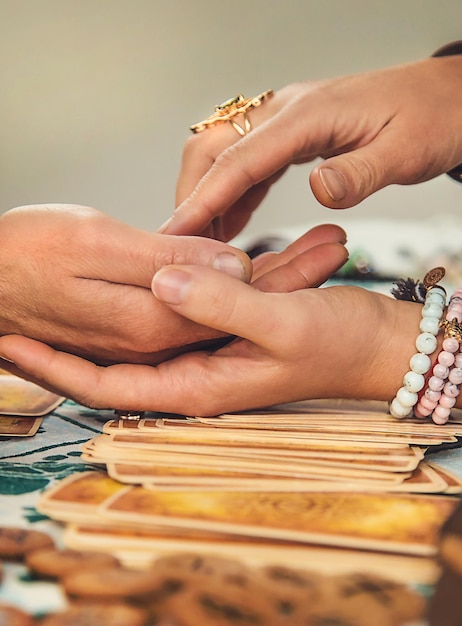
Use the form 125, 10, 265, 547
432, 349, 462, 424
413, 287, 462, 423
414, 288, 460, 419
431, 288, 462, 424
413, 339, 456, 420
389, 268, 446, 419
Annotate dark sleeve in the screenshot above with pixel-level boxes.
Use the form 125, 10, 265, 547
432, 41, 462, 183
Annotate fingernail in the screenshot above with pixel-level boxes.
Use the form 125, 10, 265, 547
152, 268, 191, 305
157, 216, 173, 234
0, 354, 15, 364
212, 252, 246, 279
319, 168, 347, 201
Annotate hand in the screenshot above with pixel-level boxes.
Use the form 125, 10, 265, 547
0, 224, 349, 409
162, 55, 462, 240
0, 204, 253, 364
145, 268, 422, 415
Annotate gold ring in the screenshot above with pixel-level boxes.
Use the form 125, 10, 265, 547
190, 89, 273, 135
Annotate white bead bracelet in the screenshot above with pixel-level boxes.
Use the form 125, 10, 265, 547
389, 282, 446, 419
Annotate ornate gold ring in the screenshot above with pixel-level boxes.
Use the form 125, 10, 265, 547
190, 89, 273, 136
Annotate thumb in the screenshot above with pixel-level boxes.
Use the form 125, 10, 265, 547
310, 133, 406, 209
151, 265, 286, 349
94, 230, 253, 287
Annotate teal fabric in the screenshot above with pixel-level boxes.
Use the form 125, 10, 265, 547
0, 401, 109, 615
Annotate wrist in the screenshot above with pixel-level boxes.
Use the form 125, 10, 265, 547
360, 294, 427, 402
313, 287, 424, 402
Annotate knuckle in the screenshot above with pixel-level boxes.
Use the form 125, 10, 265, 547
181, 132, 204, 160
214, 146, 259, 188
346, 154, 383, 196
181, 128, 226, 165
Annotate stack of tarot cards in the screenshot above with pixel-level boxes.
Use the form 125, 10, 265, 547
81, 399, 462, 495
37, 399, 462, 585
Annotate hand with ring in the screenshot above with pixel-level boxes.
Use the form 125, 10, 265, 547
160, 49, 462, 241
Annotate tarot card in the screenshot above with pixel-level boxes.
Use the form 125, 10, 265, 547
103, 419, 424, 454
0, 415, 43, 437
216, 412, 462, 437
107, 465, 407, 491
101, 487, 458, 556
425, 462, 462, 494
101, 423, 424, 463
63, 523, 440, 585
101, 423, 449, 448
86, 441, 413, 483
155, 418, 457, 446
106, 462, 443, 494
0, 375, 64, 416
189, 419, 457, 446
384, 462, 449, 493
103, 446, 422, 478
103, 457, 447, 494
37, 470, 126, 523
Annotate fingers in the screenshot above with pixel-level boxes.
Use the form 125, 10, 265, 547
0, 335, 255, 415
173, 89, 284, 233
150, 231, 347, 347
175, 124, 241, 206
211, 181, 275, 241
0, 205, 255, 362
82, 225, 253, 286
0, 356, 70, 396
253, 242, 348, 293
0, 336, 158, 409
0, 335, 232, 414
78, 225, 346, 360
164, 58, 462, 236
251, 223, 347, 281
161, 87, 365, 236
160, 114, 299, 236
152, 264, 297, 350
252, 251, 277, 274
0, 204, 253, 287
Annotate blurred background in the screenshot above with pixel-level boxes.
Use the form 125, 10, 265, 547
1, 0, 461, 241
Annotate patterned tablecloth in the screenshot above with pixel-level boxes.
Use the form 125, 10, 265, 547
1, 398, 462, 618
0, 400, 113, 615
